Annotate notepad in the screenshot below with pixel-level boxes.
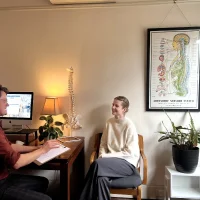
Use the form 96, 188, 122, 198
34, 145, 70, 166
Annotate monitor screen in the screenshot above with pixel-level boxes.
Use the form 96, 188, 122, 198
0, 92, 34, 128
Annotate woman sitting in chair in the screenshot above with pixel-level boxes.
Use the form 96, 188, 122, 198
79, 96, 141, 200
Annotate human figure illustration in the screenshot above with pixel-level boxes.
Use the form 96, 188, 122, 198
167, 33, 190, 96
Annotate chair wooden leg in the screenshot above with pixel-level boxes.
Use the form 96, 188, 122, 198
137, 186, 141, 200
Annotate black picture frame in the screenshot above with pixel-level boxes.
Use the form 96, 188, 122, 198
146, 27, 200, 111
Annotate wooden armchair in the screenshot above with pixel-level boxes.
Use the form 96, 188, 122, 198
90, 133, 147, 200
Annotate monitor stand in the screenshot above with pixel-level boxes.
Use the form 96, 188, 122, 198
12, 125, 23, 129
2, 120, 23, 129
4, 125, 23, 132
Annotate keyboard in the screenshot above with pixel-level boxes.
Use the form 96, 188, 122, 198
4, 128, 23, 133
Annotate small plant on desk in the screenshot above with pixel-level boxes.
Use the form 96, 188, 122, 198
39, 115, 64, 141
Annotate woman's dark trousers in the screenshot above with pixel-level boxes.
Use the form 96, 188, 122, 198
79, 157, 136, 200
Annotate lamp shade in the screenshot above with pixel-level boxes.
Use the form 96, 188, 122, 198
41, 97, 61, 115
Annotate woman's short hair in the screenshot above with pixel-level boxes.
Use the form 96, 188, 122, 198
0, 85, 9, 97
114, 96, 129, 112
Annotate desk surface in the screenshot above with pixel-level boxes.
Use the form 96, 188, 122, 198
4, 128, 38, 134
5, 129, 38, 145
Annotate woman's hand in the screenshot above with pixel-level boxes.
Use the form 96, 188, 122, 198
40, 140, 60, 154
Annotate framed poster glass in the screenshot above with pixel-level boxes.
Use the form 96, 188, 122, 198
146, 27, 200, 111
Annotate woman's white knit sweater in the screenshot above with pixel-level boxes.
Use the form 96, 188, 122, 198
99, 117, 140, 167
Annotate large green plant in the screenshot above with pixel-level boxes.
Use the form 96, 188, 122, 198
158, 111, 200, 150
39, 115, 64, 141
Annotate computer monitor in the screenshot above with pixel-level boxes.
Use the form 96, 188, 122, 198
0, 92, 34, 129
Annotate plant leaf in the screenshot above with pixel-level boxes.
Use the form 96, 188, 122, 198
158, 136, 169, 142
158, 131, 168, 135
55, 121, 63, 126
46, 115, 53, 124
54, 127, 63, 137
39, 116, 47, 121
39, 126, 43, 134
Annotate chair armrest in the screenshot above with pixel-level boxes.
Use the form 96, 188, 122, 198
90, 150, 97, 164
140, 149, 147, 185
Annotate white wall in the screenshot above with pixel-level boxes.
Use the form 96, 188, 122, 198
1, 1, 200, 198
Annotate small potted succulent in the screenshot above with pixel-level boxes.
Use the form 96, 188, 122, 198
158, 110, 200, 173
39, 115, 64, 141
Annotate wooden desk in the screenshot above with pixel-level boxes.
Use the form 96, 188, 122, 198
25, 137, 85, 200
5, 129, 38, 145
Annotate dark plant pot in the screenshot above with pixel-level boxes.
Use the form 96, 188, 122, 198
172, 145, 199, 173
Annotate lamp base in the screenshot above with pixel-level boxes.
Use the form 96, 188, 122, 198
65, 126, 72, 137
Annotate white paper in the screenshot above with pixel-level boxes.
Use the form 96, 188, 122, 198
35, 145, 70, 164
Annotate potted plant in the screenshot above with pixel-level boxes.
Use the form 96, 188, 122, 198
39, 115, 64, 141
158, 110, 200, 173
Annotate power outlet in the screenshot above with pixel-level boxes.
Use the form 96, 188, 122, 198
155, 188, 164, 200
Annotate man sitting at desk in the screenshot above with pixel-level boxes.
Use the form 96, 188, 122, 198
0, 85, 60, 200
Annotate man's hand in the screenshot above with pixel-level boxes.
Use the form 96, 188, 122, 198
41, 140, 60, 154
14, 140, 60, 169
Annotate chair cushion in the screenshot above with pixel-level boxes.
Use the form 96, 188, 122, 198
110, 173, 142, 189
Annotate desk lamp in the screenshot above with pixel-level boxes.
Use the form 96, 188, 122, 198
41, 97, 61, 115
39, 97, 63, 141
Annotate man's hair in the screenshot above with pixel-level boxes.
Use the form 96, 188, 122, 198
114, 96, 129, 112
0, 85, 9, 98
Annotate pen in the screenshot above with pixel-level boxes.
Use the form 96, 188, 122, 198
59, 143, 66, 148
